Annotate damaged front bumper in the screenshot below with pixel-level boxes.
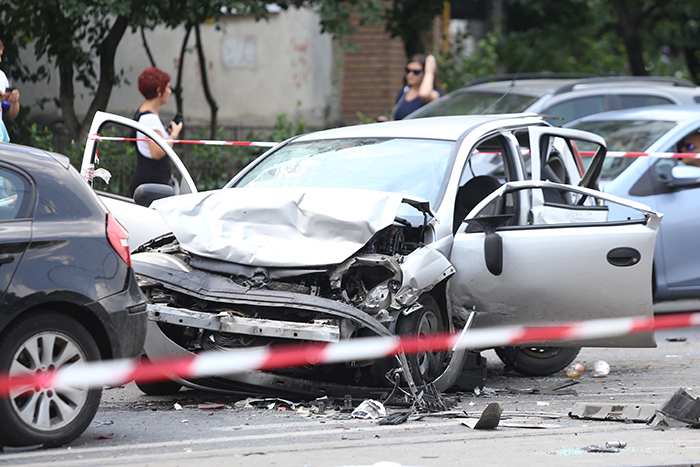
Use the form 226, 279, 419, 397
133, 245, 470, 399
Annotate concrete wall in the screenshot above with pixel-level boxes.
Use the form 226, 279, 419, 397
16, 8, 341, 130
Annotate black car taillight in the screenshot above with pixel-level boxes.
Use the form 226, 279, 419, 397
107, 213, 131, 267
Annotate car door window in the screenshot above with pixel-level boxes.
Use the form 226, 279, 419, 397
542, 96, 606, 126
619, 95, 673, 109
0, 166, 32, 220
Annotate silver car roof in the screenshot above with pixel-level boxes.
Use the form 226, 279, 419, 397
566, 104, 700, 125
291, 113, 545, 142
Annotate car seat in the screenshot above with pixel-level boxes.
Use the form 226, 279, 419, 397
453, 175, 502, 233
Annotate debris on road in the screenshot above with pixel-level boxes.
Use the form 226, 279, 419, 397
569, 403, 656, 423
593, 360, 610, 377
378, 411, 411, 425
566, 362, 584, 377
198, 403, 225, 410
581, 443, 626, 453
352, 400, 386, 420
652, 387, 700, 429
471, 402, 503, 430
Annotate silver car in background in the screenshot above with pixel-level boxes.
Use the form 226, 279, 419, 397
568, 105, 700, 302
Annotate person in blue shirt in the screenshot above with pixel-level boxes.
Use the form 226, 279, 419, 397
390, 54, 442, 120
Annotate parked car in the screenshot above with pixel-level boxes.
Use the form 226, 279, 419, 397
406, 74, 700, 126
81, 112, 660, 399
567, 105, 700, 302
0, 143, 147, 448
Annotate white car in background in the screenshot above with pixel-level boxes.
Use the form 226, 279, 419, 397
81, 112, 661, 398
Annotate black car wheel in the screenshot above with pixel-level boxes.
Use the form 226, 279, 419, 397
396, 294, 446, 385
0, 312, 102, 448
135, 355, 182, 395
495, 346, 580, 376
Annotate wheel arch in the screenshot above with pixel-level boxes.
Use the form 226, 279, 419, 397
0, 302, 115, 361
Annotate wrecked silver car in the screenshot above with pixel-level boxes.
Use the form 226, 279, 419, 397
82, 113, 661, 399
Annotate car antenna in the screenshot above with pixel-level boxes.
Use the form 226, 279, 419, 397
481, 38, 540, 115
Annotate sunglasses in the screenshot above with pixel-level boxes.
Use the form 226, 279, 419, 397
405, 68, 423, 75
681, 142, 696, 151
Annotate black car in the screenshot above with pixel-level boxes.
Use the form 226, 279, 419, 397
0, 143, 147, 448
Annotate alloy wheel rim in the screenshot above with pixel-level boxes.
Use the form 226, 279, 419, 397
8, 331, 89, 431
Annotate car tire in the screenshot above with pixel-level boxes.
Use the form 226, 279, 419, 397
494, 346, 580, 376
134, 355, 182, 395
0, 311, 102, 448
395, 294, 446, 385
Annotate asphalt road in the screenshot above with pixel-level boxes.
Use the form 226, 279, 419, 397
2, 301, 700, 467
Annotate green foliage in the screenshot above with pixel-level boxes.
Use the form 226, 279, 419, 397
435, 30, 499, 92
270, 101, 308, 142
181, 127, 264, 191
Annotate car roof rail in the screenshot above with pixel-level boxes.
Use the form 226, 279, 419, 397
465, 73, 595, 88
552, 76, 697, 95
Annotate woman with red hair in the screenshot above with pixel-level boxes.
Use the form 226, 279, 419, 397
129, 67, 183, 197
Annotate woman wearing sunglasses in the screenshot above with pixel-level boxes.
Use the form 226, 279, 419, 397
389, 54, 442, 121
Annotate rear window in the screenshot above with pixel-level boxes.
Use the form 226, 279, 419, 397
409, 91, 538, 118
542, 96, 606, 126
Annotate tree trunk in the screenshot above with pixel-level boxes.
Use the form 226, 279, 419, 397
174, 24, 193, 117
194, 23, 218, 140
59, 15, 128, 143
684, 47, 700, 85
403, 33, 425, 59
612, 0, 649, 76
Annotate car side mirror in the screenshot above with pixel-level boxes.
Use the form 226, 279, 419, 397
465, 214, 512, 276
133, 183, 175, 207
668, 165, 700, 190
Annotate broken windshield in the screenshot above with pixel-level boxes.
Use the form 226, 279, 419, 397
232, 138, 455, 207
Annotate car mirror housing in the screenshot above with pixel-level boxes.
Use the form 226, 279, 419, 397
668, 165, 700, 190
133, 183, 175, 207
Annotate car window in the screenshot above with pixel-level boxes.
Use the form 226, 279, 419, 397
0, 167, 32, 220
542, 96, 606, 126
571, 119, 677, 180
410, 91, 538, 118
619, 95, 673, 109
233, 138, 455, 208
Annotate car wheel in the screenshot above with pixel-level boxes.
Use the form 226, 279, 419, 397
0, 312, 102, 448
135, 355, 182, 395
494, 346, 580, 376
395, 294, 446, 385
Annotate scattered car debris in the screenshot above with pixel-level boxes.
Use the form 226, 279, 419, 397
502, 380, 579, 396
352, 400, 386, 420
234, 398, 297, 411
378, 411, 411, 425
605, 441, 627, 449
593, 360, 610, 377
581, 443, 625, 453
198, 403, 225, 410
652, 388, 700, 428
471, 402, 503, 430
566, 362, 584, 377
173, 403, 183, 411
666, 337, 688, 342
569, 403, 656, 423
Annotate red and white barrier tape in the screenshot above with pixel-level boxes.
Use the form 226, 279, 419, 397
88, 134, 278, 148
580, 150, 700, 159
1, 311, 699, 397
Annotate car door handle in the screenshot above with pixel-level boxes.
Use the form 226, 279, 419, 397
607, 247, 641, 267
0, 254, 15, 265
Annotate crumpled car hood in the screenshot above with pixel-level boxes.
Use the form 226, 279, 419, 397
151, 187, 430, 268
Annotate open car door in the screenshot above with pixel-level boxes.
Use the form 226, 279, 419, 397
448, 180, 661, 348
80, 111, 199, 250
